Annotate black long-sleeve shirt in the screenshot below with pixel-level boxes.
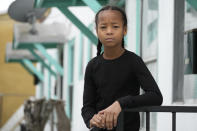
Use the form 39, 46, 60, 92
81, 49, 163, 131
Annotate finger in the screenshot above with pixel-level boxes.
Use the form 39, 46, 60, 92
98, 110, 104, 115
95, 115, 102, 122
93, 116, 103, 128
91, 115, 102, 128
94, 117, 101, 124
113, 113, 118, 127
108, 112, 114, 130
100, 113, 106, 128
106, 112, 111, 130
95, 115, 104, 128
92, 120, 99, 128
92, 119, 102, 128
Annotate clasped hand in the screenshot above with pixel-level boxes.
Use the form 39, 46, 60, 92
90, 101, 122, 130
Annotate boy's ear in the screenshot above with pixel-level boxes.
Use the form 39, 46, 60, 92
124, 26, 127, 36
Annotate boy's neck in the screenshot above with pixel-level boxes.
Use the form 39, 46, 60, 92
103, 46, 125, 60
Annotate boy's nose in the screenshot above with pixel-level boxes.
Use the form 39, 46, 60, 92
106, 27, 113, 34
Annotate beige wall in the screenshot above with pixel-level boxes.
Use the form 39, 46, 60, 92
0, 14, 35, 127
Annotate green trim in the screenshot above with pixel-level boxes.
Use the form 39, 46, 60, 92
186, 0, 197, 11
186, 2, 192, 12
21, 59, 44, 81
34, 0, 108, 8
34, 0, 44, 8
82, 0, 102, 13
72, 0, 77, 5
34, 44, 64, 76
66, 38, 75, 119
68, 38, 75, 85
28, 49, 57, 77
13, 42, 57, 49
117, 0, 125, 7
58, 7, 97, 45
136, 0, 141, 55
65, 84, 72, 119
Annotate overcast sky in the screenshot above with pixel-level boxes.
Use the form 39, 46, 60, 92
0, 0, 15, 14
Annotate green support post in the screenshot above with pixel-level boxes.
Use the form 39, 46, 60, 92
66, 38, 75, 119
187, 0, 197, 11
67, 38, 75, 85
81, 0, 102, 13
33, 0, 110, 46
71, 0, 77, 5
34, 0, 109, 8
28, 49, 57, 77
58, 7, 97, 45
34, 0, 45, 8
34, 44, 64, 76
117, 0, 125, 7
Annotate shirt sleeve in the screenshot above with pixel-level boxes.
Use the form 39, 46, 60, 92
81, 61, 97, 128
117, 56, 163, 109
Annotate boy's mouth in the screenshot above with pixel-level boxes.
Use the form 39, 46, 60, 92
105, 38, 114, 41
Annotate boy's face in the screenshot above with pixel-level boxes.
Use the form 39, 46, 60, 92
96, 10, 127, 49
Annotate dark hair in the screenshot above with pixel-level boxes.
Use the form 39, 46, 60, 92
95, 5, 127, 56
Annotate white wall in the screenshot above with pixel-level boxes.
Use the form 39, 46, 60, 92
71, 81, 88, 131
126, 0, 137, 52
157, 0, 174, 130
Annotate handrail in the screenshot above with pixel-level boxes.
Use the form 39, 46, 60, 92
117, 106, 197, 131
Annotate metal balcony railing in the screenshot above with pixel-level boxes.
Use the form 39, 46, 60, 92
117, 106, 197, 131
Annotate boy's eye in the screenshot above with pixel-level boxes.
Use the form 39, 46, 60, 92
100, 26, 106, 29
113, 25, 119, 28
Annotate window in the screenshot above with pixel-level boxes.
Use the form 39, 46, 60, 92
183, 0, 197, 102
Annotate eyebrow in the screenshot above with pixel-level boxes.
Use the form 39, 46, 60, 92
99, 22, 120, 25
